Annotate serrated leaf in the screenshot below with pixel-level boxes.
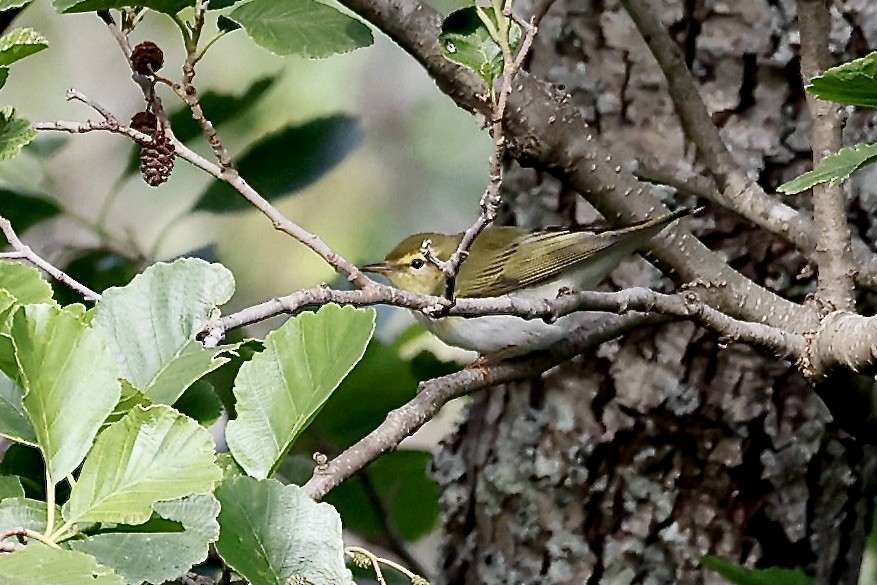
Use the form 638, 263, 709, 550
701, 556, 813, 585
0, 67, 8, 90
195, 115, 362, 212
0, 107, 35, 161
0, 189, 62, 236
0, 544, 124, 585
439, 6, 521, 88
70, 493, 220, 585
92, 258, 235, 405
226, 304, 374, 479
0, 475, 23, 499
778, 143, 877, 194
13, 304, 120, 483
215, 477, 353, 585
229, 0, 373, 58
806, 52, 877, 108
55, 0, 190, 14
0, 369, 34, 444
63, 405, 221, 525
0, 28, 47, 66
0, 261, 54, 313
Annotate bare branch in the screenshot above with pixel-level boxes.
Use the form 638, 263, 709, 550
202, 282, 804, 360
0, 215, 101, 302
427, 12, 538, 300
796, 0, 855, 310
34, 119, 153, 145
153, 0, 233, 168
806, 311, 877, 379
302, 312, 666, 500
97, 10, 132, 59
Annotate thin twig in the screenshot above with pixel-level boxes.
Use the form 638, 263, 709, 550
153, 0, 233, 168
34, 119, 153, 145
423, 11, 538, 300
97, 10, 132, 58
796, 0, 855, 310
0, 215, 101, 301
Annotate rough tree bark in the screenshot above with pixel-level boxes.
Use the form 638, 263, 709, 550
433, 2, 877, 584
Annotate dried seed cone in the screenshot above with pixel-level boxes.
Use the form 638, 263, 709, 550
131, 41, 164, 75
130, 111, 159, 138
140, 132, 175, 187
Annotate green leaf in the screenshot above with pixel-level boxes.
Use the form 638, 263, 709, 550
0, 475, 23, 499
0, 261, 54, 312
174, 379, 223, 426
0, 189, 62, 236
195, 115, 362, 212
125, 77, 275, 177
63, 405, 221, 525
777, 143, 877, 194
55, 0, 190, 14
229, 0, 373, 58
215, 476, 353, 585
0, 369, 34, 444
92, 258, 235, 405
13, 304, 120, 483
70, 493, 220, 585
806, 52, 877, 108
0, 28, 47, 66
0, 544, 124, 585
226, 304, 374, 479
0, 497, 59, 533
701, 556, 814, 585
0, 107, 36, 161
0, 67, 8, 90
439, 6, 521, 88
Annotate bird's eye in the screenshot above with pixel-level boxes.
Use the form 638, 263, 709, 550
410, 258, 425, 269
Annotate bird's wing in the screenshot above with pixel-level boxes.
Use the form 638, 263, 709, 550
457, 230, 608, 297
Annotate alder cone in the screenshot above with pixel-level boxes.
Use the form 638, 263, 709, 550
130, 41, 164, 75
140, 132, 175, 187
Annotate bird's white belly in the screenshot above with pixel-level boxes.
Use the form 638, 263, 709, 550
414, 311, 585, 354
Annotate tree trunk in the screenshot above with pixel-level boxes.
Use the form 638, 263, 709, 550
433, 2, 877, 583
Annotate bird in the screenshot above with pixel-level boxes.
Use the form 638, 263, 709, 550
362, 208, 692, 355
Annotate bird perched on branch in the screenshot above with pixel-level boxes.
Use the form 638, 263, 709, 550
363, 208, 693, 355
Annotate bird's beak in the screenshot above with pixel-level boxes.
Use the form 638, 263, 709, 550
361, 262, 391, 275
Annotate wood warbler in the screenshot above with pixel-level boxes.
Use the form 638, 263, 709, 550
363, 208, 691, 354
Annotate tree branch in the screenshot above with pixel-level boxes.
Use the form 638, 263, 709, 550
796, 0, 855, 310
302, 312, 667, 500
0, 215, 101, 302
203, 283, 804, 361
